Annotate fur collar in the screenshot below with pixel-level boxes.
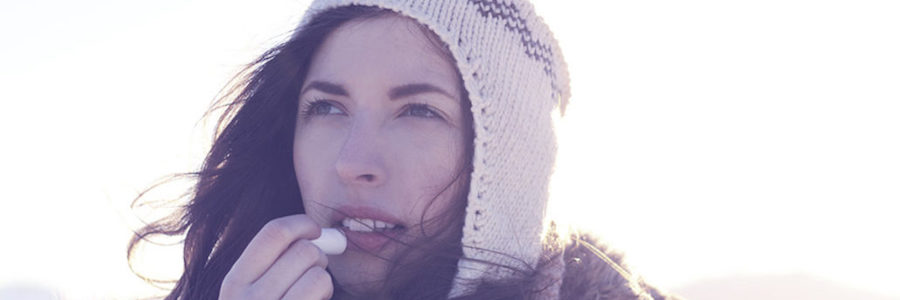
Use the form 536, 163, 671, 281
553, 231, 683, 300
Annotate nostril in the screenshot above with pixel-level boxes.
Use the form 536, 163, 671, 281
335, 155, 384, 185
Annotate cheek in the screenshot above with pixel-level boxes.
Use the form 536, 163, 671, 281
294, 123, 343, 169
391, 124, 467, 213
395, 124, 465, 178
293, 127, 342, 208
292, 132, 312, 188
417, 172, 467, 224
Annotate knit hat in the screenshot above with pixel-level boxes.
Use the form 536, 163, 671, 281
300, 0, 570, 297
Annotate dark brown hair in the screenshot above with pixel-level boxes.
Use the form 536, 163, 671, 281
128, 5, 553, 300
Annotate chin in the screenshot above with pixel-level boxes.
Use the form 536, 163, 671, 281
329, 251, 391, 295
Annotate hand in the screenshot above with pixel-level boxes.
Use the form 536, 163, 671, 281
220, 215, 333, 300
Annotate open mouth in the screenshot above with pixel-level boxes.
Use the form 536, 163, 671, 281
339, 217, 406, 233
335, 217, 407, 252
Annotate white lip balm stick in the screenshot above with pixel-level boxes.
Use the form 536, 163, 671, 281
310, 228, 347, 255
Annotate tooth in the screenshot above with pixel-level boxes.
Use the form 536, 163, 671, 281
343, 218, 401, 232
351, 218, 373, 232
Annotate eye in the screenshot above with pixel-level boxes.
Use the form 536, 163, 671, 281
401, 103, 443, 120
302, 99, 344, 117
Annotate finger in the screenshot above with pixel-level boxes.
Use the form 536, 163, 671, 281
281, 266, 333, 300
225, 215, 321, 285
250, 240, 329, 298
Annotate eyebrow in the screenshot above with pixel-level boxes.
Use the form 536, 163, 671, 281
301, 81, 456, 102
302, 81, 349, 97
388, 83, 456, 101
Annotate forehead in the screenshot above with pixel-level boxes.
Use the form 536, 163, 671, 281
306, 15, 459, 92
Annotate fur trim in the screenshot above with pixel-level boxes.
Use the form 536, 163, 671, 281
557, 231, 683, 300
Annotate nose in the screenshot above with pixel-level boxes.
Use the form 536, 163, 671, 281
334, 122, 386, 187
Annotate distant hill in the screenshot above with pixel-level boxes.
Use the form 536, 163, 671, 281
672, 274, 899, 300
0, 282, 59, 300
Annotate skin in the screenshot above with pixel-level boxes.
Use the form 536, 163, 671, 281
295, 15, 467, 295
221, 15, 467, 299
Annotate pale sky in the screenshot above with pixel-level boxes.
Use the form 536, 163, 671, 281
1, 0, 898, 299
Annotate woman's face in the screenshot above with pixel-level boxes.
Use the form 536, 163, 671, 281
293, 15, 467, 294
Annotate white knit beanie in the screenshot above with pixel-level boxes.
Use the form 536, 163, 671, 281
300, 0, 570, 297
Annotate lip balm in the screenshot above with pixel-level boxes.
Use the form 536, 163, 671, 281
310, 228, 347, 255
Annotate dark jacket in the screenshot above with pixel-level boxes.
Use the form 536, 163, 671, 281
556, 231, 683, 300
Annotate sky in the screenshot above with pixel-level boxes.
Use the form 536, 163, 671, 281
1, 0, 898, 299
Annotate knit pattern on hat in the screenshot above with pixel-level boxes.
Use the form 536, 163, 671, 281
301, 0, 570, 297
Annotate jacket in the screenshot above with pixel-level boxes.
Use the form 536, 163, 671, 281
555, 231, 683, 300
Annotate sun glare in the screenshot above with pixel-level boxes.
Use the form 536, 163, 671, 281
1, 0, 897, 299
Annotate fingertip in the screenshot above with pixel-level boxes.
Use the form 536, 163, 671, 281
308, 266, 333, 292
298, 239, 329, 268
295, 214, 323, 238
317, 248, 329, 268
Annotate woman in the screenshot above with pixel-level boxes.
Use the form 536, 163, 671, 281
129, 1, 681, 299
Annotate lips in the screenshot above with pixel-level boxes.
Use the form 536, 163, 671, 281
331, 205, 407, 253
